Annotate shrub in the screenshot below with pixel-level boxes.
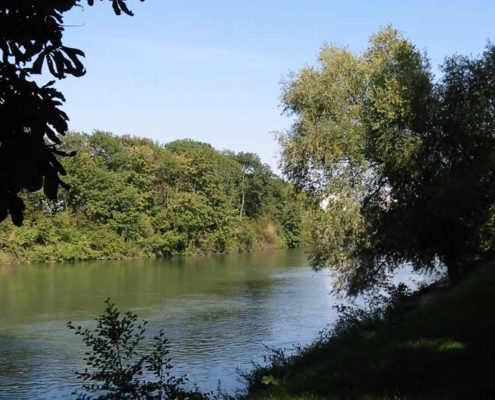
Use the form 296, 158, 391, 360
68, 299, 209, 400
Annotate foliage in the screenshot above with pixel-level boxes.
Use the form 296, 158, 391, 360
279, 26, 495, 294
68, 299, 208, 399
0, 132, 309, 263
0, 0, 142, 226
236, 152, 273, 219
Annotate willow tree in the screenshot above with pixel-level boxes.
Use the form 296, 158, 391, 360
280, 27, 495, 294
0, 0, 142, 226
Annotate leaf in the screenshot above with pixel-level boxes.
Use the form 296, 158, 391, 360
31, 52, 46, 74
53, 51, 67, 79
45, 126, 62, 145
112, 0, 121, 15
48, 152, 67, 175
59, 179, 71, 190
25, 173, 43, 192
62, 47, 87, 77
43, 171, 60, 200
42, 80, 56, 88
64, 47, 85, 58
8, 195, 26, 227
118, 0, 133, 16
46, 55, 58, 78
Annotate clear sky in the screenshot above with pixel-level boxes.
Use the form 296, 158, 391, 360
58, 0, 495, 172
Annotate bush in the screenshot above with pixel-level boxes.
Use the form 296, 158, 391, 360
68, 299, 209, 400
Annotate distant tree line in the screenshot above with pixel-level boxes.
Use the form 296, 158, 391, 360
0, 132, 309, 264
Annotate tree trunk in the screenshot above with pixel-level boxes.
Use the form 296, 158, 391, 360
239, 170, 245, 220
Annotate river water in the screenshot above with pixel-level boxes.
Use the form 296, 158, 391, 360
0, 249, 345, 398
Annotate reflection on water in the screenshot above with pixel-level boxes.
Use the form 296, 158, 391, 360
0, 249, 337, 399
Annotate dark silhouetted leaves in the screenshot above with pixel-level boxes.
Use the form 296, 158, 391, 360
7, 195, 26, 226
0, 0, 143, 225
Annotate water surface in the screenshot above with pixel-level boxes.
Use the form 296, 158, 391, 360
0, 249, 338, 398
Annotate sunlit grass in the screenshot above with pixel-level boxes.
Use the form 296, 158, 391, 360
400, 338, 465, 352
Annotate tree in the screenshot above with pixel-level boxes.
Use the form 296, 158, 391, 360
0, 131, 306, 263
280, 26, 495, 294
235, 152, 273, 219
0, 0, 143, 226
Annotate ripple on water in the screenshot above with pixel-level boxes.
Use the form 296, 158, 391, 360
0, 250, 426, 398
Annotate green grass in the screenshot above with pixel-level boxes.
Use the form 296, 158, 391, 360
244, 261, 495, 400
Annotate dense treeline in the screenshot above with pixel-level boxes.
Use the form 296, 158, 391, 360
0, 132, 309, 264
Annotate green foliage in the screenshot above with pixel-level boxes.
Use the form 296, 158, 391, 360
280, 26, 495, 294
0, 0, 143, 226
0, 132, 309, 263
236, 152, 274, 219
68, 299, 208, 399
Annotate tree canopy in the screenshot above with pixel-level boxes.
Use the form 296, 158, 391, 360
0, 132, 308, 264
0, 0, 143, 226
280, 26, 495, 294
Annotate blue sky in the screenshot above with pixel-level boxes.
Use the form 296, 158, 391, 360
58, 0, 495, 172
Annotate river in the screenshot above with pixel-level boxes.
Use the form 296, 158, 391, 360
0, 249, 346, 398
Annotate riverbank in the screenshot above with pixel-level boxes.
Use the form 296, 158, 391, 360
243, 260, 495, 400
0, 132, 310, 265
0, 214, 301, 265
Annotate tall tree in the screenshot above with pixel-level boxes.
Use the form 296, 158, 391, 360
280, 27, 495, 294
0, 0, 143, 226
236, 152, 273, 219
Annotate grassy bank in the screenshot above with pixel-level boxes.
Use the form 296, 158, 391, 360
243, 261, 495, 400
